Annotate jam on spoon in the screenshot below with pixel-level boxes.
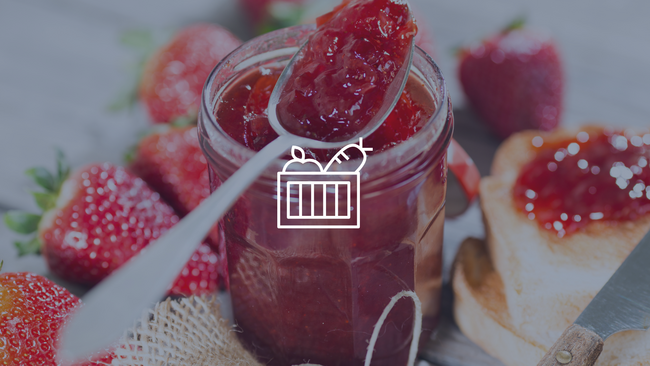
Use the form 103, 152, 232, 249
514, 128, 650, 237
276, 0, 418, 142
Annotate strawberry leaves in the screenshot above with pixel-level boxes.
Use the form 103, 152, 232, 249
4, 212, 40, 234
4, 212, 42, 255
31, 192, 56, 211
25, 150, 68, 211
14, 238, 42, 256
25, 149, 69, 194
25, 167, 56, 192
3, 150, 70, 256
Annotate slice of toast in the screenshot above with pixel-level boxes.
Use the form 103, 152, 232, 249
453, 237, 650, 366
453, 127, 650, 365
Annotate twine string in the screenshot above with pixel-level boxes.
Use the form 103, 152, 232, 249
293, 290, 423, 366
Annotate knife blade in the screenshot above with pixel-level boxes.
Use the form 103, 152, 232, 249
537, 228, 650, 366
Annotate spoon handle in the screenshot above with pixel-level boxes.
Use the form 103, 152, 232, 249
59, 134, 298, 363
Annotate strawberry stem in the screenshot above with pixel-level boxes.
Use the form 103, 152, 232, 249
0, 260, 3, 273
55, 149, 70, 192
501, 16, 526, 34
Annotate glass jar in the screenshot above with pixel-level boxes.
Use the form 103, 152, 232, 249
199, 25, 454, 366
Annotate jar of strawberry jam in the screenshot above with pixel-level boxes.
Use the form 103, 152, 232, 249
198, 25, 476, 366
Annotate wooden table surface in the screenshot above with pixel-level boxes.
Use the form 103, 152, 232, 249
1, 0, 649, 364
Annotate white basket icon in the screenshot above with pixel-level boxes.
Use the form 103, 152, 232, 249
277, 138, 372, 229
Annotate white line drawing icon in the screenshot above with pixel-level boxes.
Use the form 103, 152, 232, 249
277, 138, 372, 229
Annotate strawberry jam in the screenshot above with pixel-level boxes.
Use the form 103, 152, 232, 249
276, 0, 417, 142
217, 66, 433, 159
514, 129, 650, 237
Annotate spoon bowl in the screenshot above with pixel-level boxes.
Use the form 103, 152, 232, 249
267, 35, 415, 150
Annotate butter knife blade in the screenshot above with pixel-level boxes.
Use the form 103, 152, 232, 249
536, 229, 650, 366
574, 228, 650, 339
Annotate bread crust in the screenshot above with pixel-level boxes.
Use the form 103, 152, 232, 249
453, 238, 545, 366
453, 238, 650, 366
454, 127, 650, 365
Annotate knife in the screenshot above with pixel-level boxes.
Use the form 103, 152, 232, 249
537, 228, 650, 366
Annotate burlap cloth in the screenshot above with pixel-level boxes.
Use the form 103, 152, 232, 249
111, 291, 421, 366
111, 295, 261, 366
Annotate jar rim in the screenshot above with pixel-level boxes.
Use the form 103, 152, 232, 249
199, 24, 452, 185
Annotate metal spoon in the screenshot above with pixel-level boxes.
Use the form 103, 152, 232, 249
58, 22, 415, 364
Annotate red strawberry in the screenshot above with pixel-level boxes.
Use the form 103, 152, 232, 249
139, 24, 242, 124
127, 126, 224, 257
128, 126, 211, 216
166, 242, 219, 296
0, 264, 115, 365
4, 154, 219, 296
458, 19, 564, 139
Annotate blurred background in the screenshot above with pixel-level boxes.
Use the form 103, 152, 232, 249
1, 0, 649, 283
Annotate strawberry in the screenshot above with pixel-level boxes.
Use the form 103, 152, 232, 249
0, 263, 115, 365
139, 24, 242, 124
166, 242, 219, 296
127, 126, 224, 258
458, 18, 564, 139
4, 154, 219, 296
128, 126, 211, 217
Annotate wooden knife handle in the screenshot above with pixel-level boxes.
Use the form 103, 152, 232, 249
536, 324, 604, 366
